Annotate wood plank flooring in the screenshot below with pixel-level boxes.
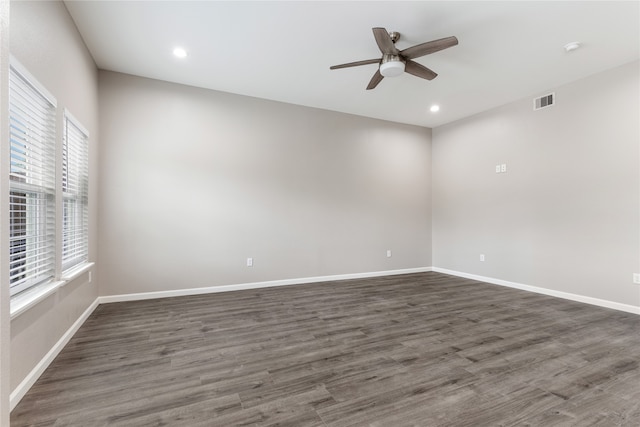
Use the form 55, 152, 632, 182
11, 272, 640, 426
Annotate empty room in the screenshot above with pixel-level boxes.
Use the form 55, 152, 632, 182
1, 1, 639, 425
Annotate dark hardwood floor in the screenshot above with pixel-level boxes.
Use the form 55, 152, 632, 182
11, 272, 640, 426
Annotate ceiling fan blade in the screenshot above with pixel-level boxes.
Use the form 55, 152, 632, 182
372, 27, 398, 55
401, 36, 458, 60
330, 58, 381, 70
405, 60, 438, 80
366, 70, 384, 90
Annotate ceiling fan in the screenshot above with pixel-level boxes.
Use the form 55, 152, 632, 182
330, 28, 458, 90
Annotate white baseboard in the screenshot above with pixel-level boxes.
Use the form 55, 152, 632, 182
98, 267, 434, 304
11, 267, 430, 412
432, 267, 640, 315
10, 297, 100, 411
12, 264, 637, 412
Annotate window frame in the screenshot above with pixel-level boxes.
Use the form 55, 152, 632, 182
7, 58, 93, 306
8, 58, 57, 297
61, 111, 89, 272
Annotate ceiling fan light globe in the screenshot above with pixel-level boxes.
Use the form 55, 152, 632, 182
380, 61, 405, 77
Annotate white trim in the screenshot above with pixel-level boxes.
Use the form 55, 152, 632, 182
9, 55, 57, 107
10, 281, 65, 320
10, 297, 100, 411
11, 263, 95, 319
98, 267, 434, 304
61, 262, 94, 283
11, 268, 431, 411
63, 108, 90, 138
432, 267, 640, 315
9, 265, 638, 412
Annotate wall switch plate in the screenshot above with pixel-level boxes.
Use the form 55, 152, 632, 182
495, 165, 501, 173
480, 254, 485, 262
247, 258, 253, 267
386, 250, 392, 258
501, 163, 507, 173
634, 273, 640, 284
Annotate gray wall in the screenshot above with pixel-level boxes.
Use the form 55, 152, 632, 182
98, 71, 433, 296
9, 0, 99, 392
432, 61, 639, 307
1, 0, 10, 421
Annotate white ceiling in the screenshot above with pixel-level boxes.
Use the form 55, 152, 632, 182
64, 1, 639, 128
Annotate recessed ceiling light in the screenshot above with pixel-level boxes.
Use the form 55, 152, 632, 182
564, 42, 581, 53
173, 47, 188, 58
430, 105, 440, 113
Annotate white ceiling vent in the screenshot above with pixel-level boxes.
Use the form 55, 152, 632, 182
533, 93, 555, 110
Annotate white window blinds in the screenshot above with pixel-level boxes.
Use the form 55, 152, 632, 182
62, 114, 89, 271
9, 63, 57, 296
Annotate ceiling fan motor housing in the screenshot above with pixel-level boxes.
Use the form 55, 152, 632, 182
380, 54, 405, 77
329, 27, 458, 89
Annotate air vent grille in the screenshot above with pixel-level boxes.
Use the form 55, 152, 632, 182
534, 93, 555, 110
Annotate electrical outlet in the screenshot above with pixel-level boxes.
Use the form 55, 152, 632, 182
386, 250, 392, 258
501, 163, 507, 173
634, 273, 640, 284
246, 258, 253, 267
480, 254, 485, 262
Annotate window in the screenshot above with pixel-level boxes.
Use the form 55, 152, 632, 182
7, 59, 91, 301
62, 113, 89, 271
9, 62, 57, 296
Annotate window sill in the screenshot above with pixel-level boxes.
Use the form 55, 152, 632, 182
62, 262, 94, 283
10, 262, 95, 320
